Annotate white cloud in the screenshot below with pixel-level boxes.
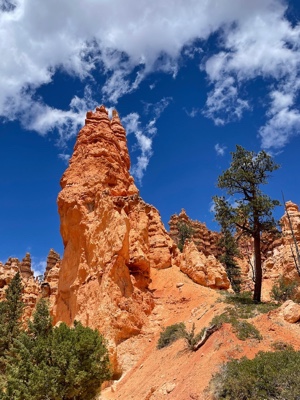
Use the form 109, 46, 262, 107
215, 143, 227, 156
209, 201, 215, 214
0, 0, 300, 165
31, 258, 46, 277
58, 153, 71, 164
203, 0, 300, 149
122, 112, 152, 182
122, 97, 172, 182
204, 76, 250, 124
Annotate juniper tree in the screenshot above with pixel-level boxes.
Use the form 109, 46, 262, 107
4, 299, 112, 400
213, 145, 280, 302
177, 221, 194, 252
0, 272, 24, 366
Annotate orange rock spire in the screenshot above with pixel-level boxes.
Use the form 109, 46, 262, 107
55, 106, 176, 367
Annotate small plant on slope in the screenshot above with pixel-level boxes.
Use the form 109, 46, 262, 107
157, 322, 186, 349
210, 349, 300, 399
271, 276, 298, 303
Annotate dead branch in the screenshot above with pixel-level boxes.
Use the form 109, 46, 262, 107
192, 324, 218, 351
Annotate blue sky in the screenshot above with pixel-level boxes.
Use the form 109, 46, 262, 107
1, 0, 300, 275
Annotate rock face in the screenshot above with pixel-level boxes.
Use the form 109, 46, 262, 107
42, 249, 61, 310
54, 106, 176, 350
0, 254, 40, 320
253, 201, 300, 299
280, 300, 300, 323
169, 209, 222, 258
179, 241, 230, 289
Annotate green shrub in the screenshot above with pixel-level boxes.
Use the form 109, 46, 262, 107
224, 292, 278, 318
2, 298, 112, 400
271, 341, 294, 351
182, 323, 203, 350
211, 349, 300, 399
211, 308, 262, 341
271, 276, 298, 303
157, 323, 186, 349
176, 222, 194, 252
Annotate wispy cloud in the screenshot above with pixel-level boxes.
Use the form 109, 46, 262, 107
58, 153, 71, 164
31, 257, 46, 277
184, 107, 200, 118
214, 143, 227, 156
122, 97, 172, 182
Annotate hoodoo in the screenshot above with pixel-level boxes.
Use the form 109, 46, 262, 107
54, 106, 176, 352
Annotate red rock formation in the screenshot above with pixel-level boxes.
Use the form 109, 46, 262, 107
0, 255, 40, 320
55, 106, 176, 356
179, 241, 230, 289
44, 248, 60, 281
42, 249, 61, 312
20, 253, 34, 279
169, 209, 222, 258
259, 201, 300, 299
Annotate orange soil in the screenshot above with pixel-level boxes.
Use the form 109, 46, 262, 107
99, 266, 300, 400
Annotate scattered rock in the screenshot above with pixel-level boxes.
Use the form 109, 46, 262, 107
280, 300, 300, 323
160, 382, 176, 395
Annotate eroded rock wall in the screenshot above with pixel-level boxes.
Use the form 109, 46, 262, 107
0, 254, 40, 320
169, 209, 222, 258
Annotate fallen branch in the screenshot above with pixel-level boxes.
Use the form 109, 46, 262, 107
192, 324, 218, 351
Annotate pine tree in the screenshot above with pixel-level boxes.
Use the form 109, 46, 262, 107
0, 272, 24, 370
177, 221, 194, 252
4, 300, 112, 400
213, 145, 280, 302
218, 228, 241, 293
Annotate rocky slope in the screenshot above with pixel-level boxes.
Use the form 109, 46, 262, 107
99, 266, 300, 400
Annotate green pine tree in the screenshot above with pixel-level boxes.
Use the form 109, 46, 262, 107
213, 145, 280, 302
0, 272, 24, 372
177, 221, 194, 252
4, 299, 112, 400
218, 228, 241, 293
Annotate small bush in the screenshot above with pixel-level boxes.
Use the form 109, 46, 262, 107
271, 276, 298, 303
211, 308, 262, 341
224, 292, 278, 318
157, 322, 186, 349
211, 349, 300, 399
182, 323, 203, 350
271, 341, 294, 351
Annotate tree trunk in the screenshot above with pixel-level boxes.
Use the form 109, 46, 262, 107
253, 232, 262, 303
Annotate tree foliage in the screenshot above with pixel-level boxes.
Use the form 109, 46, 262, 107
211, 349, 300, 399
176, 221, 194, 252
0, 272, 24, 373
218, 228, 241, 293
0, 280, 111, 400
213, 145, 280, 302
157, 322, 186, 349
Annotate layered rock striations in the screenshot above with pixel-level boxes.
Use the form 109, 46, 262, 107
55, 106, 176, 351
261, 201, 300, 298
169, 209, 222, 258
0, 254, 40, 319
179, 241, 230, 289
